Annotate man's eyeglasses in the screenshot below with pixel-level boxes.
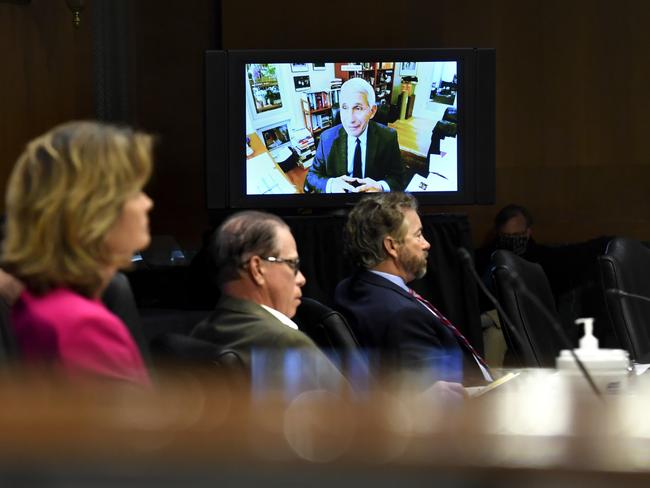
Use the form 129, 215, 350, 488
261, 256, 301, 276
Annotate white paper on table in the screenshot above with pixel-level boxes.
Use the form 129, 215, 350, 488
427, 148, 458, 191
405, 173, 429, 192
247, 153, 296, 195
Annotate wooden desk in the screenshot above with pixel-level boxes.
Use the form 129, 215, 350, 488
246, 132, 300, 194
246, 131, 268, 160
246, 132, 308, 194
1, 368, 650, 485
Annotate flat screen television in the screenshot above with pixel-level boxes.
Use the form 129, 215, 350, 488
205, 48, 495, 210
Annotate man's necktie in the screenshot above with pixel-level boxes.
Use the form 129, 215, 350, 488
352, 138, 362, 179
408, 288, 491, 373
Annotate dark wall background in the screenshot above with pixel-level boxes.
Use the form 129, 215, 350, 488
0, 1, 94, 197
0, 0, 218, 250
131, 0, 218, 247
2, 0, 649, 250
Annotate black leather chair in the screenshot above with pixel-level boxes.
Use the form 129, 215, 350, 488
0, 296, 17, 363
102, 272, 153, 367
427, 119, 457, 156
104, 272, 244, 376
442, 106, 457, 123
598, 237, 650, 362
293, 297, 370, 382
149, 332, 245, 373
491, 250, 565, 367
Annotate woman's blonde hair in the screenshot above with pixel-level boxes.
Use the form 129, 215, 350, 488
1, 120, 153, 297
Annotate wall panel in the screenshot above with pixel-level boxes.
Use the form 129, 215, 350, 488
0, 1, 94, 211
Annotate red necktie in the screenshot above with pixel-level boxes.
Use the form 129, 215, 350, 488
408, 288, 491, 373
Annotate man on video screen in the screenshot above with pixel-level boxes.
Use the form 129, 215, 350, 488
305, 78, 405, 193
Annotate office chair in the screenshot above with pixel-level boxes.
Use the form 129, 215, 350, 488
598, 237, 650, 362
102, 272, 153, 367
293, 297, 370, 381
426, 106, 458, 158
442, 107, 457, 123
491, 250, 565, 367
0, 296, 17, 364
149, 332, 245, 373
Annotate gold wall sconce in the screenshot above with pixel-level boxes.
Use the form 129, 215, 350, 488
65, 0, 84, 28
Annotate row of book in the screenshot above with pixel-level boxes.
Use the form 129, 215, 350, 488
304, 91, 330, 110
304, 89, 342, 110
310, 113, 333, 132
330, 89, 340, 106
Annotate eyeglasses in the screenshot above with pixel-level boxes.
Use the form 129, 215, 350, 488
261, 256, 301, 276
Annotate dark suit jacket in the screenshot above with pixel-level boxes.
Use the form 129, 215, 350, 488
191, 295, 345, 390
335, 270, 484, 385
304, 121, 405, 193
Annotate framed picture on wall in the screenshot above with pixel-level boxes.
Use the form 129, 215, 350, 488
400, 62, 417, 75
294, 75, 311, 91
312, 63, 326, 71
290, 63, 309, 73
247, 63, 283, 114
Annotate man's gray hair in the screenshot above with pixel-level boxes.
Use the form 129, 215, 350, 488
211, 210, 288, 286
341, 77, 376, 107
343, 192, 418, 269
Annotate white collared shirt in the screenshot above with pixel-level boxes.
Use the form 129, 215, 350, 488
325, 124, 390, 192
261, 304, 299, 330
346, 128, 369, 178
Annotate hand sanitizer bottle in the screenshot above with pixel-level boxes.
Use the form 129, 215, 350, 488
556, 317, 631, 394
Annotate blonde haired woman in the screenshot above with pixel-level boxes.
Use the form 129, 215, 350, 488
2, 121, 153, 385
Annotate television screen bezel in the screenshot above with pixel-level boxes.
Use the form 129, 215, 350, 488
219, 48, 490, 210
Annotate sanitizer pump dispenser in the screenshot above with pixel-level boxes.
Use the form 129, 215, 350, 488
576, 317, 598, 351
556, 317, 631, 394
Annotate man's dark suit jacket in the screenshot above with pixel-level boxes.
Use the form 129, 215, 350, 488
191, 295, 344, 390
304, 121, 405, 193
335, 270, 484, 385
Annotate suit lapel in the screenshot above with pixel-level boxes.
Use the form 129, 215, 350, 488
357, 270, 416, 303
365, 122, 378, 178
217, 295, 278, 322
331, 126, 348, 176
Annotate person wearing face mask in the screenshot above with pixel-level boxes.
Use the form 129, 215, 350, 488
304, 77, 406, 194
473, 204, 539, 367
475, 204, 536, 295
493, 204, 534, 255
475, 204, 611, 365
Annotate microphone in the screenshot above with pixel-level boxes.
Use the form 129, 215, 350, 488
606, 288, 650, 304
456, 247, 527, 351
502, 267, 602, 398
457, 247, 602, 399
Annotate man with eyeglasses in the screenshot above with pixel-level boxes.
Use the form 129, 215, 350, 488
191, 210, 344, 390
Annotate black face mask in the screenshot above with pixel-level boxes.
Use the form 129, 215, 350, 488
497, 232, 529, 255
